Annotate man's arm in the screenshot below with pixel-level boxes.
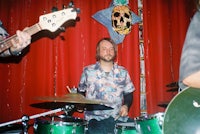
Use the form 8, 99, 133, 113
119, 92, 133, 117
0, 27, 31, 57
183, 71, 200, 88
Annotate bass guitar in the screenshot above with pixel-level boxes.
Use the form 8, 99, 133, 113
0, 5, 79, 53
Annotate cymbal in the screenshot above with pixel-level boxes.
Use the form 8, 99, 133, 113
166, 82, 178, 88
35, 93, 109, 105
157, 101, 169, 108
30, 101, 113, 111
166, 87, 179, 92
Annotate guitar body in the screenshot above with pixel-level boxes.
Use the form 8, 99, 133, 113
163, 87, 200, 134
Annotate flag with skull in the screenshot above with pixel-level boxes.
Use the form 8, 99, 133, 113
92, 0, 141, 45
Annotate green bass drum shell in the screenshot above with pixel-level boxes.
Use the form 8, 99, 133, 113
163, 87, 200, 134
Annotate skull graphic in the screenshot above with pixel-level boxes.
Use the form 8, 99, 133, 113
111, 5, 132, 35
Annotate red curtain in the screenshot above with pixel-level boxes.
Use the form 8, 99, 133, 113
0, 0, 196, 129
143, 0, 196, 114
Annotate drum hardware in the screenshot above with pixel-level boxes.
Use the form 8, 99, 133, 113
63, 104, 75, 115
115, 122, 138, 134
21, 115, 29, 134
0, 108, 62, 133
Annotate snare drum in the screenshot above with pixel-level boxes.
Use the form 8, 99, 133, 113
115, 122, 138, 134
34, 115, 86, 134
136, 112, 164, 134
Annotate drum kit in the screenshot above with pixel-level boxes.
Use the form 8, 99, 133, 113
2, 84, 199, 134
0, 93, 113, 134
0, 92, 165, 134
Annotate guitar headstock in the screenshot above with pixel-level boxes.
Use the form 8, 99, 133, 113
39, 7, 78, 32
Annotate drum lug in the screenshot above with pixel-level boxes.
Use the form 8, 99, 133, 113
72, 125, 77, 134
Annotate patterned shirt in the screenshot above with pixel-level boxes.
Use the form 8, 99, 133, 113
0, 20, 10, 57
0, 20, 9, 39
78, 62, 135, 121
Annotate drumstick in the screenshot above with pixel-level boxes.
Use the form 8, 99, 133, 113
66, 86, 72, 93
115, 115, 120, 121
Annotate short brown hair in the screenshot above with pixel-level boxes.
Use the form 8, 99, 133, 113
95, 38, 117, 61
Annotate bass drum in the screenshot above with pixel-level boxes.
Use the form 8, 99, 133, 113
163, 87, 200, 134
34, 115, 87, 134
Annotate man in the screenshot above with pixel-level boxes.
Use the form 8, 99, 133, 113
0, 20, 31, 57
78, 37, 135, 134
179, 0, 200, 90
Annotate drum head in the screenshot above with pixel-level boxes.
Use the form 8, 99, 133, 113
163, 87, 200, 134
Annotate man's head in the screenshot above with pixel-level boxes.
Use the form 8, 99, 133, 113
96, 38, 117, 62
196, 0, 200, 10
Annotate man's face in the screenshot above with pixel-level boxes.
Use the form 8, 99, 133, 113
99, 40, 116, 62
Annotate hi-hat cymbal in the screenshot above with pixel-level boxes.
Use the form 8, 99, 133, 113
35, 93, 109, 105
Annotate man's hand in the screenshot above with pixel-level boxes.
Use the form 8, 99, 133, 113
120, 105, 128, 117
10, 28, 31, 53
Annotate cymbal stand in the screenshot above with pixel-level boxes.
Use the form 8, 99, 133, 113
63, 104, 75, 115
0, 108, 62, 128
0, 104, 76, 128
21, 115, 29, 134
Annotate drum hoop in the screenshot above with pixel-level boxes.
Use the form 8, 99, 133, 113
35, 117, 87, 126
135, 112, 164, 121
135, 116, 155, 121
51, 121, 86, 126
116, 122, 136, 130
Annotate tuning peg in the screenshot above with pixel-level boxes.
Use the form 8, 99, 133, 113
68, 1, 74, 8
59, 27, 65, 32
51, 6, 58, 12
75, 8, 80, 13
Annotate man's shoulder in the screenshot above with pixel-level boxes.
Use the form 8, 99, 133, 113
114, 63, 127, 71
84, 63, 98, 70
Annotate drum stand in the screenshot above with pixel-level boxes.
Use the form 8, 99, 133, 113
63, 104, 75, 115
21, 115, 29, 134
0, 105, 75, 134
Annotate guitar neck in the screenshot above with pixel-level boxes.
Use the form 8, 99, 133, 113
0, 23, 42, 53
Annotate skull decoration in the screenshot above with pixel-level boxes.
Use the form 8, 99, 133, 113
111, 5, 132, 35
